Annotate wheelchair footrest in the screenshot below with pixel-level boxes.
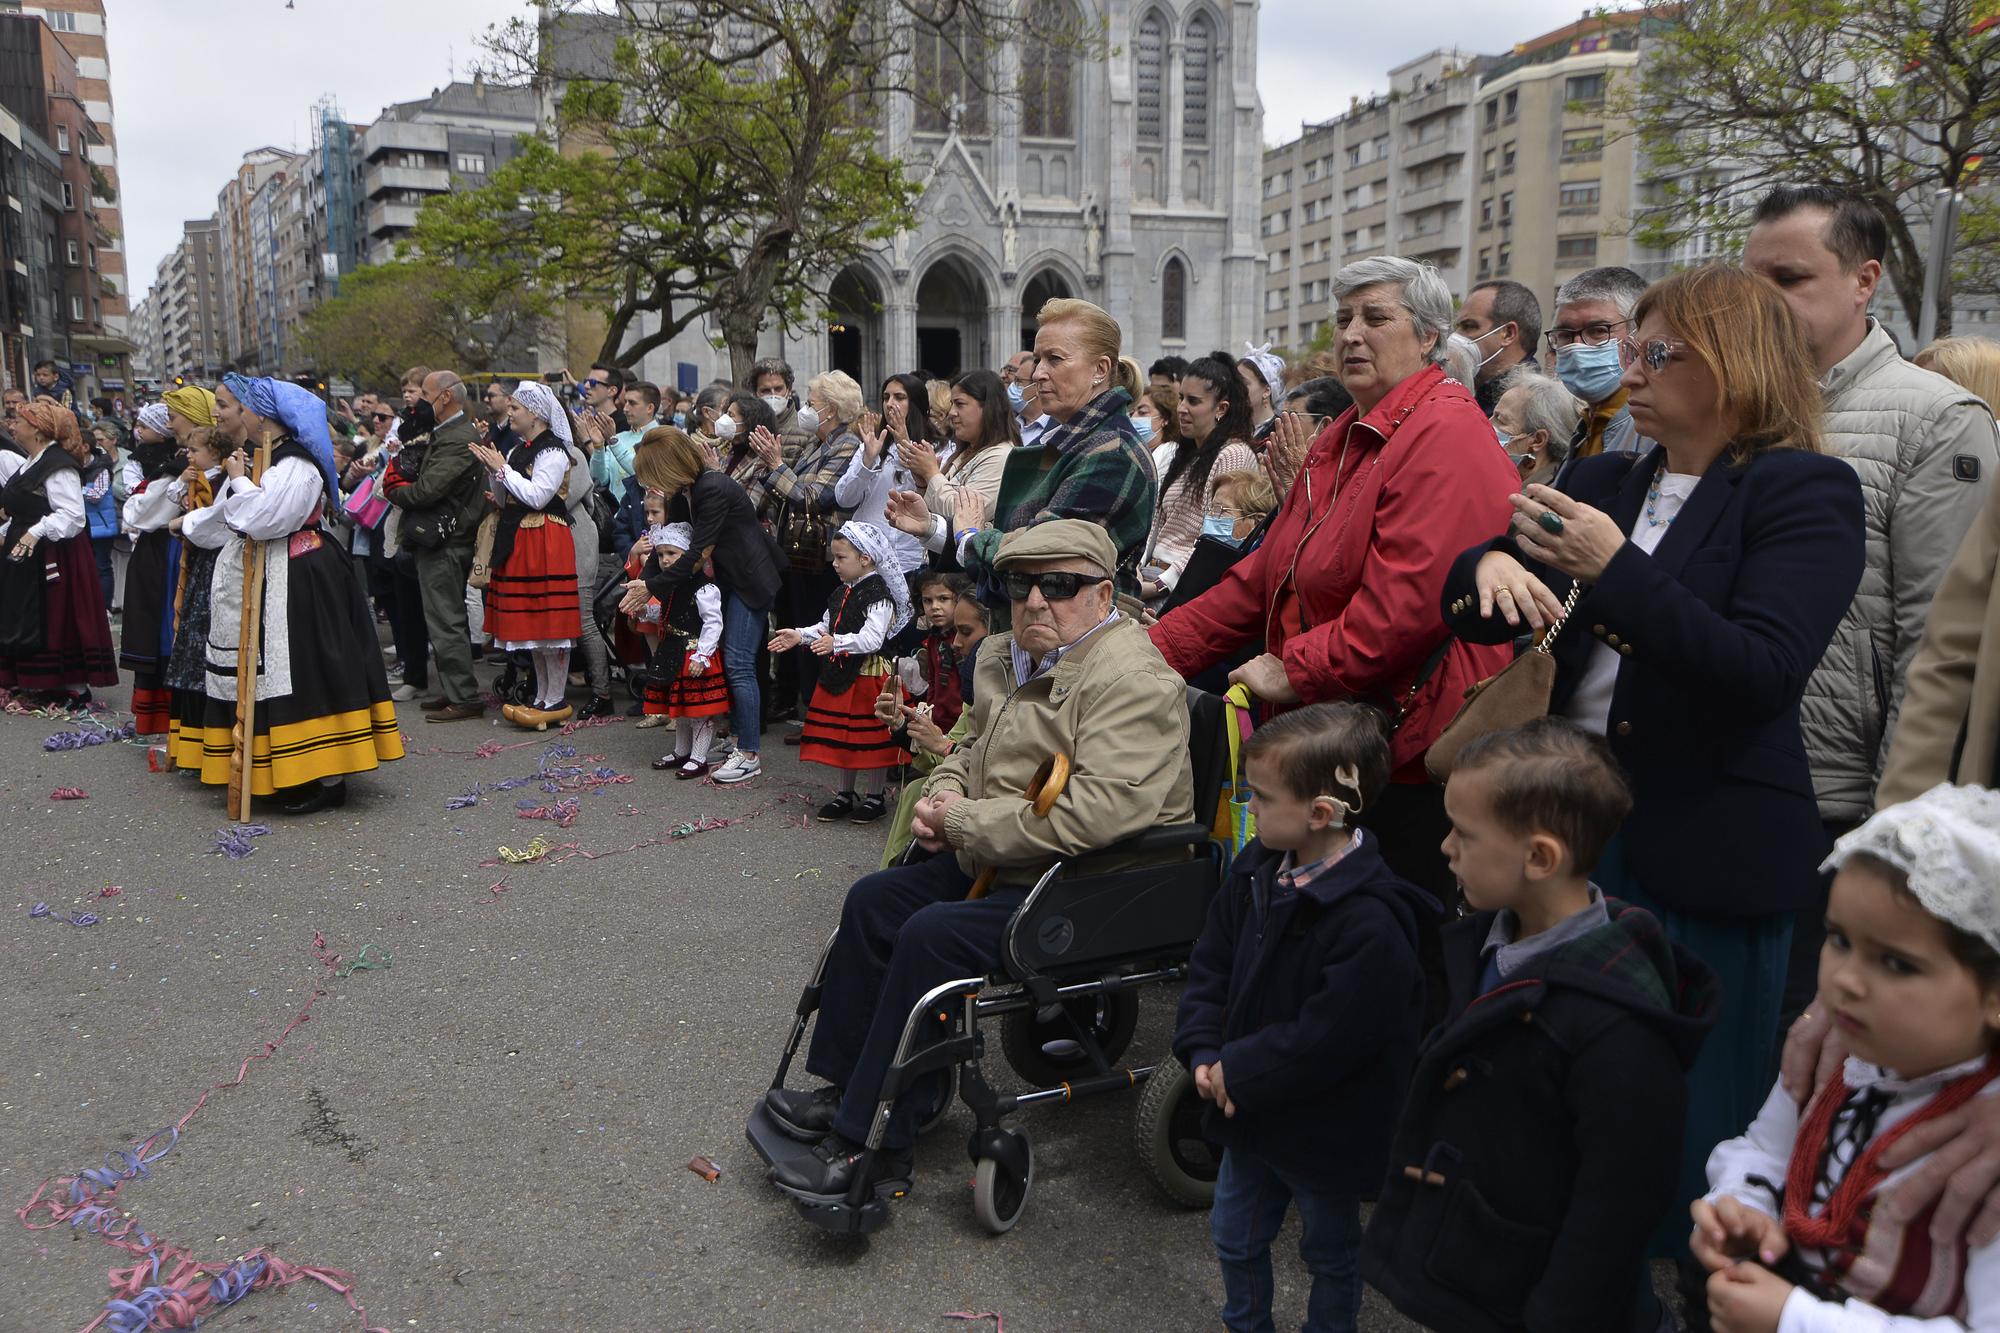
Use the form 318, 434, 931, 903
745, 1101, 823, 1171
783, 1185, 901, 1235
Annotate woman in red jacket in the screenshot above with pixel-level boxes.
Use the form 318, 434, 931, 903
1149, 255, 1518, 901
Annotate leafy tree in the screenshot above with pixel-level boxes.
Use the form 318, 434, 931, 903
445, 0, 1060, 380
294, 261, 544, 385
1627, 0, 2000, 335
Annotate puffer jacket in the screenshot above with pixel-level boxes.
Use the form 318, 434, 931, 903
1802, 321, 1999, 821
928, 615, 1195, 885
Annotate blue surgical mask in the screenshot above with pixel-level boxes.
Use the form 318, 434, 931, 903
1556, 340, 1625, 403
672, 412, 686, 429
1006, 383, 1027, 411
1201, 514, 1242, 546
1132, 415, 1155, 445
1492, 422, 1511, 448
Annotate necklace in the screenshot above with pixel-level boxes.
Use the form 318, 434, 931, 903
1644, 461, 1679, 529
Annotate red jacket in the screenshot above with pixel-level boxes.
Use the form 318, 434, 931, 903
1150, 364, 1518, 777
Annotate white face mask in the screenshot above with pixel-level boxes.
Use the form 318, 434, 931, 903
796, 406, 822, 434
714, 415, 738, 440
760, 394, 789, 416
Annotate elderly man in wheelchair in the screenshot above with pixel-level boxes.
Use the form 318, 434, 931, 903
750, 518, 1199, 1232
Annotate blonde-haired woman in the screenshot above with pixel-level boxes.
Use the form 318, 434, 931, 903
1914, 335, 2000, 411
629, 426, 783, 785
1442, 263, 1866, 1215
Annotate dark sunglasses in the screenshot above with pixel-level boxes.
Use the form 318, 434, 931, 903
370, 411, 394, 422
1001, 571, 1111, 602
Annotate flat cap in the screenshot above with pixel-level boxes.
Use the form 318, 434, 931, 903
992, 519, 1118, 576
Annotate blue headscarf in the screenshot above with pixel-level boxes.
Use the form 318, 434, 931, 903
222, 373, 340, 500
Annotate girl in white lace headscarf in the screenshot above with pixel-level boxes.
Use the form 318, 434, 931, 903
1702, 784, 2000, 1330
767, 518, 912, 823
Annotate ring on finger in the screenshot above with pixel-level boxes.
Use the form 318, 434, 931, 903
1538, 511, 1565, 536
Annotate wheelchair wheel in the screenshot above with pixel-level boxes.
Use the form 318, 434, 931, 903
1134, 1053, 1221, 1208
999, 990, 1141, 1087
916, 1066, 959, 1138
971, 1130, 1034, 1234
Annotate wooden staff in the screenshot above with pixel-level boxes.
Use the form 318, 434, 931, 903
966, 752, 1070, 901
227, 427, 274, 822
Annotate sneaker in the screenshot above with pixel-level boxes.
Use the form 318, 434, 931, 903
711, 749, 761, 785
849, 795, 889, 825
391, 683, 422, 701
816, 792, 857, 822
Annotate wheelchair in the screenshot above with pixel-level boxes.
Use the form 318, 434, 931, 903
746, 687, 1230, 1235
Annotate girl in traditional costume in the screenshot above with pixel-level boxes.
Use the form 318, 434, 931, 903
638, 520, 728, 778
119, 397, 196, 733
0, 400, 118, 704
178, 375, 403, 813
470, 381, 582, 730
163, 427, 225, 772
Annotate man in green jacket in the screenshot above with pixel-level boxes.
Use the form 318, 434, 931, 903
385, 370, 488, 721
762, 519, 1195, 1204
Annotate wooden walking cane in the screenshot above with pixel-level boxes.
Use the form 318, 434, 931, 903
227, 427, 274, 823
965, 752, 1071, 901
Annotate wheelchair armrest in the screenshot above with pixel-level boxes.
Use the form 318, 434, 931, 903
1062, 822, 1212, 872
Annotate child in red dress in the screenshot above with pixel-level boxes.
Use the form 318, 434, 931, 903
634, 520, 727, 778
768, 520, 910, 824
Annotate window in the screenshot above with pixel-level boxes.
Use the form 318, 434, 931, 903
1503, 89, 1519, 119
1347, 144, 1362, 168
55, 125, 69, 154
1478, 248, 1492, 278
1562, 132, 1604, 158
1373, 134, 1389, 160
65, 239, 78, 265
1343, 183, 1368, 209
1134, 11, 1165, 143
1162, 257, 1187, 339
1273, 248, 1289, 269
1304, 159, 1321, 183
1265, 288, 1287, 312
1559, 180, 1601, 210
70, 295, 83, 320
1499, 190, 1513, 220
1557, 234, 1600, 263
47, 10, 77, 31
1566, 73, 1606, 105
915, 17, 990, 134
1182, 12, 1214, 143
61, 181, 74, 210
1484, 99, 1497, 127
1480, 199, 1493, 225
1019, 0, 1077, 138
1481, 147, 1495, 177
454, 153, 488, 175
1496, 242, 1512, 272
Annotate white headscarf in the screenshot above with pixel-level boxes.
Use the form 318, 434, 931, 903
838, 520, 911, 637
136, 403, 172, 436
659, 522, 693, 551
1824, 784, 2000, 953
509, 382, 574, 446
1242, 341, 1286, 405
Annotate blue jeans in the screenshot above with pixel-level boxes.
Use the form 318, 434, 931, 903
1210, 1149, 1361, 1333
721, 592, 765, 753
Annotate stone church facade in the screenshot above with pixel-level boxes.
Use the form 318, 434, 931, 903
624, 0, 1265, 391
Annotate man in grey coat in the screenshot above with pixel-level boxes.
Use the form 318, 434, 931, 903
1745, 184, 2000, 1014
385, 371, 489, 721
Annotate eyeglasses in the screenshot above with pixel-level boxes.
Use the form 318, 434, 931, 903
1547, 320, 1628, 350
370, 411, 394, 422
579, 378, 607, 392
1001, 571, 1111, 602
1617, 334, 1687, 372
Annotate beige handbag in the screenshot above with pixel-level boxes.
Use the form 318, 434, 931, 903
1424, 584, 1583, 782
467, 511, 500, 590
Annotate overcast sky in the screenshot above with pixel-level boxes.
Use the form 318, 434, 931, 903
109, 0, 1606, 303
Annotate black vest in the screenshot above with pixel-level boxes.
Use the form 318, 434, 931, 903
645, 581, 710, 687
0, 444, 82, 534
816, 573, 892, 694
504, 434, 569, 516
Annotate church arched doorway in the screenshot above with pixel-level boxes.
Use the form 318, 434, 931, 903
1018, 269, 1073, 351
914, 255, 989, 378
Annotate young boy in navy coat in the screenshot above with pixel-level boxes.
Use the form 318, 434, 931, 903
1174, 702, 1437, 1333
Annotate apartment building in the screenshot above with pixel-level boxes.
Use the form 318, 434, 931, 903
359, 77, 535, 266
1471, 14, 1641, 309
1260, 48, 1489, 351
215, 147, 295, 371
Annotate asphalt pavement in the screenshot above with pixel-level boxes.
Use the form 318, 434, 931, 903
0, 656, 1425, 1333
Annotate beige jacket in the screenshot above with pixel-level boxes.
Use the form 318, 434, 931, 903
928, 615, 1195, 885
1878, 475, 2000, 803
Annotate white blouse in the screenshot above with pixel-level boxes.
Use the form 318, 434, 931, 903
834, 444, 926, 573
795, 588, 895, 656
495, 446, 568, 509
1563, 471, 1699, 735
0, 452, 85, 541
688, 583, 723, 662
122, 473, 186, 533
181, 475, 249, 549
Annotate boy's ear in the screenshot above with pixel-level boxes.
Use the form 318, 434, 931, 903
1523, 831, 1568, 882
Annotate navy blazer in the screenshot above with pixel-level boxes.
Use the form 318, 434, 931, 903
1441, 445, 1864, 918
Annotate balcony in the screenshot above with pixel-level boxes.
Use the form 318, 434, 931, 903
1399, 174, 1464, 216
363, 163, 450, 198
366, 201, 422, 236
1402, 126, 1467, 166
360, 118, 449, 162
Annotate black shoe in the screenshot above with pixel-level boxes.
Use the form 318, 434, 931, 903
764, 1085, 843, 1143
770, 1133, 913, 1200
577, 694, 615, 722
276, 780, 347, 815
816, 792, 857, 822
625, 700, 646, 717
849, 795, 889, 825
652, 751, 690, 771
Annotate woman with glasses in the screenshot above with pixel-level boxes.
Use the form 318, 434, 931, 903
1440, 264, 1866, 1233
